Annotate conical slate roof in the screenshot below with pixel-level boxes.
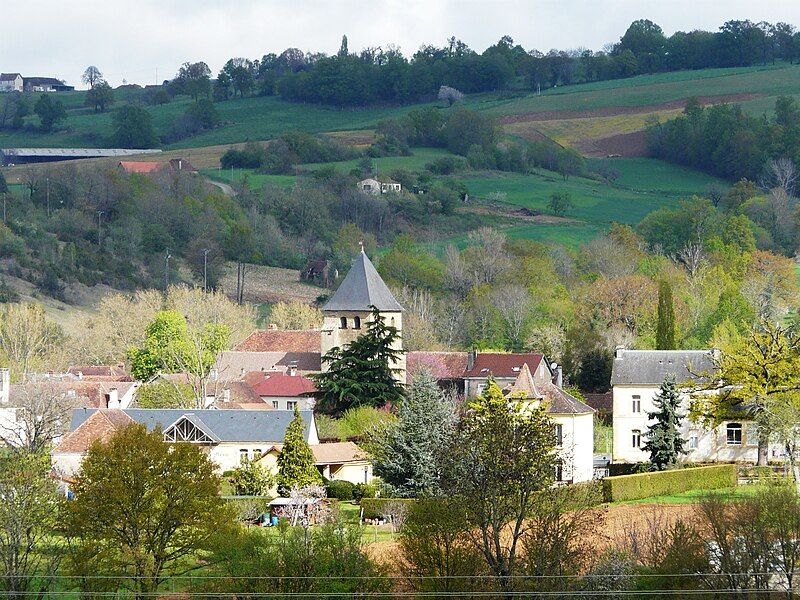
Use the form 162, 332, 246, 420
323, 250, 403, 312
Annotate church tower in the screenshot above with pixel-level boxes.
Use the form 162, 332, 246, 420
320, 249, 405, 383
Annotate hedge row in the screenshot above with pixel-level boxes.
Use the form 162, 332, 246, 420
360, 498, 416, 520
602, 465, 737, 503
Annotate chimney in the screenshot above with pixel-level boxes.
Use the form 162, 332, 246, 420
467, 348, 477, 372
614, 345, 625, 359
556, 365, 563, 388
0, 368, 9, 404
107, 387, 120, 409
222, 388, 230, 403
289, 364, 298, 377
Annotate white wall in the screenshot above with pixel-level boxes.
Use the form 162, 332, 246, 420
613, 384, 770, 464
260, 395, 314, 410
552, 412, 594, 483
51, 452, 84, 478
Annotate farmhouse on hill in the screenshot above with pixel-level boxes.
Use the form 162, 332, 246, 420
0, 73, 23, 93
357, 177, 402, 195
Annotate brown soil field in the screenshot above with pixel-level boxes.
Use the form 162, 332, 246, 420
578, 130, 650, 158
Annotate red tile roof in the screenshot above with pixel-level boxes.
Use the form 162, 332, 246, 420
54, 409, 134, 453
407, 351, 468, 379
464, 352, 544, 379
235, 330, 322, 353
67, 364, 132, 381
249, 371, 317, 397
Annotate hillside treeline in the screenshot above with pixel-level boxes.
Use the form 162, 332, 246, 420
202, 19, 800, 107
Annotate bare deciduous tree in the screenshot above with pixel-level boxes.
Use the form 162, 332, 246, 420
760, 157, 797, 197
0, 381, 78, 453
673, 242, 707, 279
0, 304, 62, 380
437, 85, 464, 106
492, 285, 532, 350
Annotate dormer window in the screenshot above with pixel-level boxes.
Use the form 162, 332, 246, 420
512, 366, 521, 372
340, 317, 348, 329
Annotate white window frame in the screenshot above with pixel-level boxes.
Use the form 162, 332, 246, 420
726, 422, 743, 446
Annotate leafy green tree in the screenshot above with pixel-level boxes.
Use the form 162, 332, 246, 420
111, 105, 158, 148
643, 376, 686, 470
185, 97, 219, 129
0, 450, 62, 598
127, 310, 230, 407
34, 94, 66, 131
548, 191, 573, 216
370, 369, 457, 497
441, 378, 556, 594
84, 81, 114, 112
134, 380, 194, 408
64, 424, 233, 600
656, 280, 676, 349
313, 307, 405, 415
0, 172, 7, 195
276, 407, 322, 495
81, 66, 103, 88
231, 458, 274, 496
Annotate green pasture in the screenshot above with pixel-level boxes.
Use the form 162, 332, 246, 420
299, 146, 456, 173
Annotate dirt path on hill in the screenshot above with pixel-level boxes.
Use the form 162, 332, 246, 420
498, 92, 766, 124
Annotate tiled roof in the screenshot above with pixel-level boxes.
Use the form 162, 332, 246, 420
464, 352, 544, 379
68, 408, 315, 443
235, 331, 322, 353
217, 350, 321, 377
407, 351, 469, 379
55, 409, 134, 453
611, 349, 717, 386
322, 250, 403, 312
11, 380, 136, 409
249, 372, 317, 397
505, 364, 594, 415
67, 364, 132, 381
312, 441, 368, 464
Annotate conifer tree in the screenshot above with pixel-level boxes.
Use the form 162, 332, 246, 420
643, 375, 686, 470
656, 280, 676, 350
313, 306, 405, 415
277, 407, 322, 495
370, 369, 457, 497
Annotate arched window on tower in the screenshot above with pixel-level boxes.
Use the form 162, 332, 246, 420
340, 317, 348, 329
353, 316, 361, 329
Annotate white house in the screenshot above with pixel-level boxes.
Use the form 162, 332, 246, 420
52, 408, 318, 477
245, 368, 317, 410
0, 73, 23, 93
258, 441, 373, 487
357, 178, 401, 195
611, 348, 772, 464
506, 363, 595, 484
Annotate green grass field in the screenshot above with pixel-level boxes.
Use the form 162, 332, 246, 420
618, 484, 765, 505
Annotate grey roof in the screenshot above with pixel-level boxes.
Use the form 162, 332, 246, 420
322, 250, 403, 312
0, 148, 162, 158
611, 349, 717, 386
69, 408, 314, 443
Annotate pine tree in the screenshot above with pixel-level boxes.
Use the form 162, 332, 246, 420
277, 407, 322, 495
370, 369, 457, 497
643, 375, 686, 470
656, 280, 676, 350
313, 307, 405, 415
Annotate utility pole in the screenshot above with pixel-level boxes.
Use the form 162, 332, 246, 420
2, 193, 6, 224
46, 177, 50, 217
202, 248, 210, 293
96, 211, 103, 245
165, 251, 171, 290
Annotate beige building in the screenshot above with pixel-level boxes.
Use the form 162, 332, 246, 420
320, 249, 405, 382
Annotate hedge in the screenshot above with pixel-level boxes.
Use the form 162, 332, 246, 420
602, 465, 737, 503
360, 498, 416, 520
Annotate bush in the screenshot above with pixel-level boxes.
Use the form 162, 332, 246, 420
602, 465, 737, 503
326, 479, 355, 500
353, 482, 378, 502
360, 498, 415, 520
425, 156, 467, 175
226, 497, 271, 522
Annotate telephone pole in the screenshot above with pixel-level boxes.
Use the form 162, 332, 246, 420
202, 248, 210, 293
165, 251, 172, 290
96, 211, 103, 245
46, 177, 50, 217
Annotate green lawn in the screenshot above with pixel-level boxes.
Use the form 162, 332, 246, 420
202, 167, 297, 190
300, 147, 457, 173
618, 484, 764, 505
587, 157, 727, 195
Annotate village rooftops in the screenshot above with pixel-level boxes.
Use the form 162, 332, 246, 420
463, 352, 545, 379
235, 330, 322, 353
610, 348, 717, 386
322, 250, 403, 313
248, 371, 317, 397
506, 363, 594, 415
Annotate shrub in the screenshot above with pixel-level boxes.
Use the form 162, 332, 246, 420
326, 479, 355, 500
601, 465, 737, 502
360, 498, 415, 520
353, 482, 377, 502
425, 156, 467, 175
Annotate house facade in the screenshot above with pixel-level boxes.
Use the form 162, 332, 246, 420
357, 178, 401, 195
246, 368, 317, 410
611, 348, 771, 464
506, 363, 595, 483
258, 441, 373, 487
0, 73, 23, 93
52, 408, 318, 476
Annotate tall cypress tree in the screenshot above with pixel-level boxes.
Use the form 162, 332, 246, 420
277, 407, 322, 495
643, 375, 686, 470
656, 280, 676, 350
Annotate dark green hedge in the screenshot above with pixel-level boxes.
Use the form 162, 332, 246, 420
602, 465, 737, 503
360, 498, 416, 520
